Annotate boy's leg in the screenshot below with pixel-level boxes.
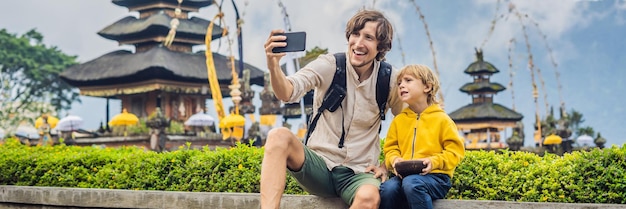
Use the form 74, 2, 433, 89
260, 127, 307, 209
401, 174, 451, 209
333, 167, 381, 209
379, 176, 407, 209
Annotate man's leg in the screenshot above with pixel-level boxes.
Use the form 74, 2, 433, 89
350, 184, 380, 209
334, 167, 381, 209
260, 127, 306, 209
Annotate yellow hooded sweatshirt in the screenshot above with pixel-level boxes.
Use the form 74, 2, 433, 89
383, 104, 465, 178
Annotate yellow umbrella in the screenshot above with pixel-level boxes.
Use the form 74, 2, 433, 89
108, 109, 139, 126
219, 114, 246, 128
219, 114, 246, 141
35, 115, 59, 129
543, 134, 563, 145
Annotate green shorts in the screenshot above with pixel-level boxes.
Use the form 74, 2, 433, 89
288, 146, 381, 205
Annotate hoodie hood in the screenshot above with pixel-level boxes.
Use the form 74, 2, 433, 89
400, 104, 444, 118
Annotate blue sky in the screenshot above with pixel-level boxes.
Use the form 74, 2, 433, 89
1, 0, 624, 147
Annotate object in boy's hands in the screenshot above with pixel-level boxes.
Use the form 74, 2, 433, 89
395, 160, 425, 177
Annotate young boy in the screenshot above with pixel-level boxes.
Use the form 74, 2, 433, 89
379, 64, 465, 209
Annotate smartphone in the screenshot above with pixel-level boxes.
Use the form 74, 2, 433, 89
272, 31, 306, 53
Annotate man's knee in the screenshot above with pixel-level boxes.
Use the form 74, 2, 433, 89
265, 127, 293, 149
264, 127, 305, 169
351, 184, 380, 208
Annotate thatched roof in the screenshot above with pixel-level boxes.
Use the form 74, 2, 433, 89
464, 50, 499, 75
113, 0, 212, 9
459, 82, 506, 94
98, 14, 223, 43
60, 45, 265, 88
464, 60, 499, 75
448, 103, 523, 123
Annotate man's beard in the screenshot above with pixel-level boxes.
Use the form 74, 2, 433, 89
351, 58, 375, 69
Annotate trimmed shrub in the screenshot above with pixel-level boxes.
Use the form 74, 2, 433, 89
1, 138, 624, 203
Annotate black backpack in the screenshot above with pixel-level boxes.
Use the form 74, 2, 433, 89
304, 53, 392, 148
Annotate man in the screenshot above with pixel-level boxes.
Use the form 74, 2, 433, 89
261, 9, 403, 209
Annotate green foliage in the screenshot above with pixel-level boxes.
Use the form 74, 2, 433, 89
0, 29, 79, 134
117, 118, 184, 136
1, 139, 624, 203
568, 109, 584, 131
298, 46, 329, 66
577, 126, 595, 137
167, 120, 185, 134
125, 119, 149, 136
449, 147, 626, 203
0, 139, 304, 194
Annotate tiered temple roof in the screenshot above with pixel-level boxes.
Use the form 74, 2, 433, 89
60, 0, 264, 97
98, 14, 223, 47
112, 0, 213, 11
61, 46, 264, 97
449, 49, 523, 129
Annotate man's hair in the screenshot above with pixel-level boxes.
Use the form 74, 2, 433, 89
345, 9, 393, 61
397, 64, 440, 105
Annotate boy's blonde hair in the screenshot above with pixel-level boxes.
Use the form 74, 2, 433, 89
397, 64, 440, 105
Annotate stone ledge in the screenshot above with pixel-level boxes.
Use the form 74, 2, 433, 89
1, 186, 625, 209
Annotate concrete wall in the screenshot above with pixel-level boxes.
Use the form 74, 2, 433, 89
1, 186, 625, 209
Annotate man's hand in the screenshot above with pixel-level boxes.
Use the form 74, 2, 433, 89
263, 29, 294, 102
264, 29, 287, 71
365, 164, 388, 182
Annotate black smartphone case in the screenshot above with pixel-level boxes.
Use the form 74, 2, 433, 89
272, 31, 306, 53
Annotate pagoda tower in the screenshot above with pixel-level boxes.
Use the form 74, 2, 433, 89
448, 49, 523, 150
60, 0, 264, 123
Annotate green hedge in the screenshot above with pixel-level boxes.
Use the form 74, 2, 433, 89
0, 138, 304, 194
451, 147, 625, 203
1, 138, 624, 203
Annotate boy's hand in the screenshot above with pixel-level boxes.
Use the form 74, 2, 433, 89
391, 157, 403, 177
416, 158, 433, 175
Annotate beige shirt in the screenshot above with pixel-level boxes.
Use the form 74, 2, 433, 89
286, 52, 403, 173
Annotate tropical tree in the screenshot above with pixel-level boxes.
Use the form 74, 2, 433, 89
299, 46, 328, 65
577, 126, 595, 137
0, 28, 79, 135
538, 108, 600, 140
567, 109, 584, 131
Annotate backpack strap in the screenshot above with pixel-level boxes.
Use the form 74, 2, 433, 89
304, 53, 347, 147
377, 61, 392, 120
331, 53, 347, 148
304, 53, 390, 148
334, 53, 391, 121
333, 53, 347, 90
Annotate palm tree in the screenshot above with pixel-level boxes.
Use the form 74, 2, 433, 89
568, 110, 584, 132
577, 126, 595, 137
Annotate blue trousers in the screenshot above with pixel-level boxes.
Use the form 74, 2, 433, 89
379, 174, 451, 209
